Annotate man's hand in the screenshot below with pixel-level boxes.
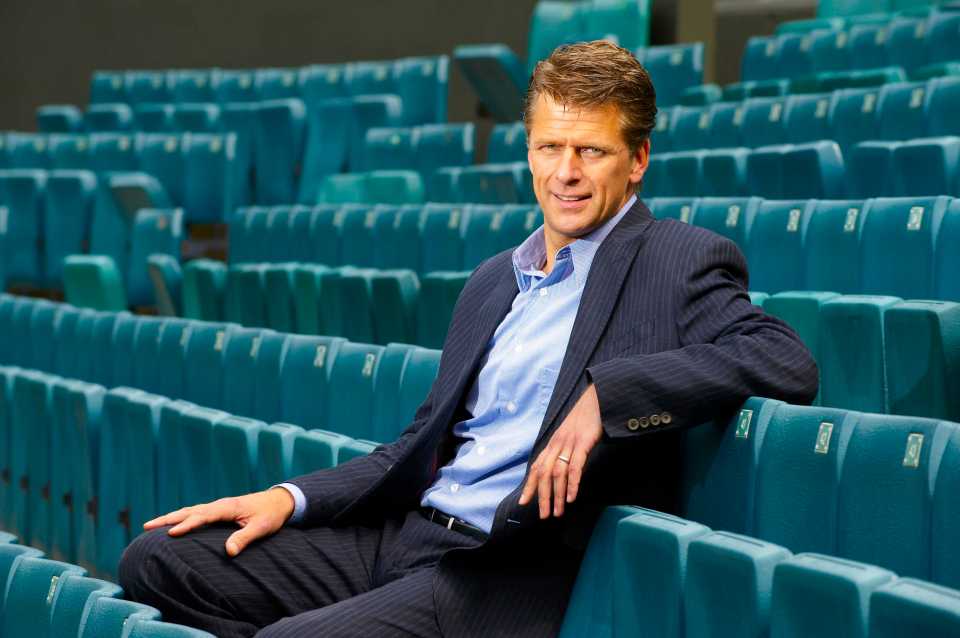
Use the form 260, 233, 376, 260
143, 487, 296, 557
519, 384, 603, 519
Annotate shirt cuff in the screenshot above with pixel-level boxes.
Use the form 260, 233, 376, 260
275, 483, 307, 524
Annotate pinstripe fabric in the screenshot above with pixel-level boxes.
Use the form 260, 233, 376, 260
123, 198, 819, 637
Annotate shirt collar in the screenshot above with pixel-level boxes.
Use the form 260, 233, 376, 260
512, 194, 636, 291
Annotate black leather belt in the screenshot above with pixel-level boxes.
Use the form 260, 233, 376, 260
419, 507, 489, 543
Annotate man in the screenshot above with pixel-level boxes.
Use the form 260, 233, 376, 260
120, 41, 818, 637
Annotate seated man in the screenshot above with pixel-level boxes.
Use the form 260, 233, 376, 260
120, 41, 818, 637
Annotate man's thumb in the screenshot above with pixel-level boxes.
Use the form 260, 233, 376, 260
226, 525, 260, 557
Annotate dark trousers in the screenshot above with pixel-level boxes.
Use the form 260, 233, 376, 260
118, 510, 482, 637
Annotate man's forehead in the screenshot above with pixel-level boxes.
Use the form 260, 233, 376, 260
527, 94, 622, 137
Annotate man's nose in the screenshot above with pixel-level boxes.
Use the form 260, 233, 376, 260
555, 147, 583, 184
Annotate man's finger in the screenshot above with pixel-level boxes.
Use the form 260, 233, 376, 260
552, 451, 571, 517
538, 454, 555, 519
167, 503, 229, 536
566, 446, 590, 504
225, 519, 270, 557
143, 507, 192, 530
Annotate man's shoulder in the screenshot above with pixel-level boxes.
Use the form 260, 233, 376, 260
641, 215, 736, 254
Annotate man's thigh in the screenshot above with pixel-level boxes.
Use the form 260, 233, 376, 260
120, 521, 386, 633
256, 567, 441, 638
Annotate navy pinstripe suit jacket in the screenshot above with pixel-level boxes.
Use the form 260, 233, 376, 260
289, 198, 819, 637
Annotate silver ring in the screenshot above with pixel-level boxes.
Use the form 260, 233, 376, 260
557, 454, 571, 464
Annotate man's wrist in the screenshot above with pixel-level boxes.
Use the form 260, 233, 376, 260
272, 483, 306, 524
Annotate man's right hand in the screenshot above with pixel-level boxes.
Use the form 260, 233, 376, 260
143, 487, 296, 557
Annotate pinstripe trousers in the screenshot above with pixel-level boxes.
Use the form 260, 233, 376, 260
119, 511, 482, 637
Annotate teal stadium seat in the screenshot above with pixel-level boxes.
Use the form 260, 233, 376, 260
742, 36, 781, 81
217, 70, 258, 102
337, 438, 378, 463
255, 99, 306, 205
488, 122, 527, 163
85, 103, 134, 132
148, 254, 183, 316
829, 87, 881, 152
837, 413, 951, 578
370, 343, 416, 443
349, 95, 404, 172
937, 199, 960, 301
263, 263, 299, 333
879, 81, 929, 141
224, 264, 267, 328
5, 133, 49, 169
416, 272, 470, 349
392, 347, 441, 436
139, 134, 186, 205
222, 327, 271, 417
0, 170, 46, 284
420, 204, 467, 272
701, 148, 749, 196
365, 170, 425, 204
135, 104, 175, 133
170, 69, 218, 103
364, 127, 416, 171
660, 150, 704, 196
182, 321, 236, 409
681, 398, 783, 535
90, 71, 126, 103
893, 137, 960, 196
869, 578, 960, 638
452, 44, 526, 122
44, 170, 96, 286
63, 255, 127, 312
784, 93, 834, 144
178, 406, 232, 504
705, 101, 744, 148
48, 134, 89, 169
763, 291, 840, 381
127, 208, 183, 307
933, 426, 960, 588
280, 335, 345, 431
0, 543, 44, 612
219, 102, 258, 206
370, 269, 420, 345
745, 200, 814, 294
684, 532, 792, 638
79, 597, 161, 638
181, 259, 226, 321
372, 204, 423, 271
173, 103, 220, 132
89, 133, 138, 173
0, 556, 85, 638
669, 106, 712, 152
754, 404, 860, 555
291, 429, 352, 474
48, 574, 122, 638
642, 44, 704, 106
781, 141, 846, 199
612, 510, 710, 638
928, 11, 960, 65
690, 197, 759, 249
929, 76, 960, 137
804, 199, 867, 294
848, 140, 899, 198
648, 197, 695, 223
255, 422, 303, 491
183, 132, 237, 223
36, 105, 83, 133
297, 98, 354, 203
320, 174, 367, 204
247, 331, 288, 424
810, 29, 853, 73
741, 97, 789, 147
255, 67, 301, 101
679, 84, 723, 106
770, 554, 895, 638
394, 56, 449, 125
125, 70, 171, 104
415, 123, 475, 177
292, 264, 338, 335
326, 342, 385, 439
213, 416, 264, 496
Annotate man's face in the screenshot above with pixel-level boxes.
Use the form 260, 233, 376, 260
527, 94, 649, 247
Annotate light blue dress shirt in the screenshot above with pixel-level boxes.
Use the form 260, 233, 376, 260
283, 195, 636, 531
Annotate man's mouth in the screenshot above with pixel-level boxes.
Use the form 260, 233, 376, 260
553, 193, 591, 202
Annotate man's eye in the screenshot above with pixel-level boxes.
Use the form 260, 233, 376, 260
581, 147, 604, 157
540, 144, 557, 152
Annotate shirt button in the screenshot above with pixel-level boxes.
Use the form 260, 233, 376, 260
515, 344, 523, 353
450, 483, 460, 493
539, 289, 548, 297
477, 445, 486, 456
506, 401, 518, 413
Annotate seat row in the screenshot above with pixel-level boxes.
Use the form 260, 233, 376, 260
743, 9, 960, 82
0, 295, 441, 575
647, 196, 960, 300
814, 0, 943, 20
645, 137, 960, 199
563, 505, 960, 637
88, 56, 449, 123
655, 76, 960, 152
0, 535, 212, 637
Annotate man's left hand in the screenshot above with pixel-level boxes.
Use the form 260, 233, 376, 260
519, 384, 603, 519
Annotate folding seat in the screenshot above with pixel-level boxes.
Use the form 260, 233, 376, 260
335, 204, 378, 267
0, 170, 46, 284
319, 173, 367, 204
370, 270, 420, 345
346, 60, 397, 97
183, 132, 238, 223
892, 137, 960, 196
770, 554, 895, 638
828, 87, 881, 153
883, 300, 960, 420
689, 197, 759, 249
877, 81, 929, 141
365, 170, 425, 204
684, 532, 792, 638
487, 121, 527, 164
777, 17, 845, 34
743, 144, 787, 199
584, 0, 650, 49
181, 259, 226, 321
818, 295, 901, 412
212, 416, 264, 497
700, 148, 749, 196
740, 97, 789, 148
763, 291, 840, 369
84, 103, 134, 132
330, 267, 378, 343
0, 556, 85, 638
870, 578, 960, 637
781, 141, 847, 199
232, 205, 270, 264
42, 171, 95, 285
177, 406, 232, 505
494, 204, 541, 251
420, 203, 467, 272
460, 204, 503, 268
90, 71, 126, 103
884, 17, 928, 71
846, 140, 899, 198
255, 422, 303, 491
79, 597, 161, 638
394, 56, 449, 125
126, 208, 183, 308
452, 44, 526, 122
224, 264, 268, 327
254, 68, 300, 101
372, 204, 423, 271
809, 29, 853, 73
394, 347, 441, 432
62, 255, 127, 312
4, 133, 49, 169
669, 106, 712, 153
679, 84, 723, 106
745, 200, 815, 294
369, 343, 417, 444
254, 99, 305, 205
337, 438, 378, 463
279, 335, 346, 431
681, 397, 784, 534
705, 101, 745, 149
48, 573, 122, 637
783, 93, 833, 144
297, 98, 354, 203
754, 404, 860, 555
172, 102, 221, 133
936, 199, 960, 302
135, 103, 175, 133
292, 264, 337, 335
170, 69, 218, 103
363, 127, 416, 171
219, 102, 257, 206
803, 199, 866, 292
36, 105, 83, 134
48, 134, 89, 169
216, 70, 257, 103
928, 11, 960, 65
127, 619, 218, 637
125, 70, 171, 105
928, 76, 960, 137
774, 32, 816, 82
146, 254, 182, 313
459, 163, 534, 204
742, 36, 781, 82
88, 132, 138, 173
322, 342, 385, 439
931, 422, 960, 589
151, 399, 193, 516
220, 326, 270, 418
526, 1, 585, 72
644, 44, 705, 107
262, 264, 299, 333
138, 133, 185, 209
182, 321, 236, 409
345, 95, 404, 171
837, 413, 950, 578
291, 429, 352, 475
416, 271, 470, 349
428, 166, 462, 202
647, 198, 694, 223
147, 317, 186, 397
849, 23, 890, 70
659, 151, 704, 196
415, 123, 475, 176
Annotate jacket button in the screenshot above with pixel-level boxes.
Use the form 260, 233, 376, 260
638, 416, 650, 428
650, 414, 661, 426
627, 418, 640, 431
662, 412, 672, 424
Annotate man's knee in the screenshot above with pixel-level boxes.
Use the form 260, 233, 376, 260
118, 527, 177, 598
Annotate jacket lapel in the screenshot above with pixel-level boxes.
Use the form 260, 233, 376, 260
534, 200, 655, 445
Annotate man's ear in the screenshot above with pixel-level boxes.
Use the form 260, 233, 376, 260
628, 138, 651, 187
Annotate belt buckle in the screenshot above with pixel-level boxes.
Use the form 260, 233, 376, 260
446, 516, 455, 530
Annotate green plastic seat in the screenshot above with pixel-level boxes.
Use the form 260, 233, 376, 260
745, 200, 815, 294
337, 204, 380, 267
420, 204, 467, 272
292, 263, 336, 335
320, 173, 367, 203
0, 556, 85, 638
255, 423, 304, 491
771, 554, 895, 638
0, 544, 44, 620
182, 321, 236, 409
685, 532, 792, 638
250, 332, 290, 424
44, 170, 97, 285
49, 573, 122, 638
452, 44, 526, 123
156, 400, 197, 515
291, 429, 353, 474
365, 170, 425, 204
279, 335, 346, 431
147, 254, 183, 316
154, 319, 191, 400
63, 255, 127, 311
79, 597, 161, 638
372, 204, 423, 271
337, 438, 378, 464
326, 343, 385, 439
263, 263, 299, 333
762, 291, 841, 381
333, 267, 377, 343
415, 271, 470, 349
370, 270, 420, 345
395, 347, 441, 432
222, 327, 271, 417
933, 425, 960, 589
869, 578, 960, 638
818, 295, 901, 413
181, 259, 227, 321
224, 264, 268, 328
689, 197, 760, 251
213, 416, 265, 497
12, 371, 58, 551
370, 344, 417, 444
123, 392, 168, 554
179, 406, 232, 505
128, 208, 183, 307
804, 200, 868, 294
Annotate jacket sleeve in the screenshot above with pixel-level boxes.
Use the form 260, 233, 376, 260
587, 233, 819, 439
